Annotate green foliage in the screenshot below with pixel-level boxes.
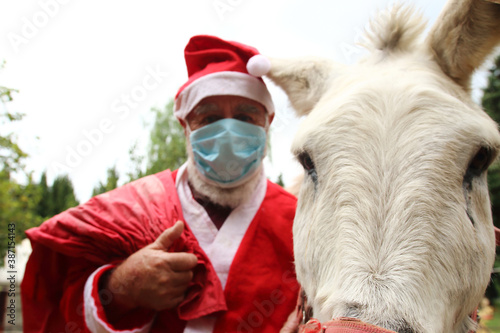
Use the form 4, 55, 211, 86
92, 166, 120, 196
126, 142, 146, 181
34, 172, 79, 219
0, 63, 79, 258
96, 100, 187, 192
489, 161, 500, 228
483, 55, 500, 231
35, 172, 50, 218
276, 173, 285, 187
37, 172, 80, 219
483, 56, 500, 125
0, 169, 43, 258
0, 73, 38, 257
49, 174, 79, 215
483, 54, 500, 300
0, 103, 25, 174
142, 100, 187, 177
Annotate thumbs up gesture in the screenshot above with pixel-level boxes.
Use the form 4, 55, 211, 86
103, 221, 198, 314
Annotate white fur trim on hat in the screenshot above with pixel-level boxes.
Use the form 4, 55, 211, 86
174, 71, 275, 121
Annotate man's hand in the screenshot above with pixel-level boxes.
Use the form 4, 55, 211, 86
103, 221, 198, 313
280, 309, 300, 333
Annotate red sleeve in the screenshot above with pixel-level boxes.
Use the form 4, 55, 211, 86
59, 256, 95, 333
82, 265, 155, 332
21, 242, 69, 332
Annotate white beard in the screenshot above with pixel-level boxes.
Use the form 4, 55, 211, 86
186, 157, 264, 209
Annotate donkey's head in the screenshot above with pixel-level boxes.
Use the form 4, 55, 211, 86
267, 1, 500, 332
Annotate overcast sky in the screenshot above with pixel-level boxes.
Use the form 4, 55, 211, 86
0, 0, 495, 202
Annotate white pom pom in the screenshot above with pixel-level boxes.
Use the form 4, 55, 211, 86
246, 54, 271, 77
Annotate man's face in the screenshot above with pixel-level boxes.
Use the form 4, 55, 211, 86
184, 95, 272, 131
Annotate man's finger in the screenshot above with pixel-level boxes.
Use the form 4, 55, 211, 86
152, 221, 185, 251
168, 252, 198, 271
167, 270, 194, 289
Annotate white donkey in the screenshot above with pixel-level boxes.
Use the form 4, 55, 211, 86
267, 1, 500, 332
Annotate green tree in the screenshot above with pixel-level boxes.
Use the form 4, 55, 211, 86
483, 55, 500, 230
127, 100, 187, 181
482, 54, 500, 301
92, 166, 120, 196
0, 66, 42, 256
126, 142, 146, 182
36, 171, 50, 218
276, 173, 285, 187
35, 171, 80, 220
0, 170, 42, 257
142, 100, 187, 176
50, 175, 79, 214
0, 86, 24, 173
0, 63, 80, 258
483, 56, 500, 125
92, 100, 187, 195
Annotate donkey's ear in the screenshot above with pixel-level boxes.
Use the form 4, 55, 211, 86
426, 0, 500, 90
266, 57, 341, 116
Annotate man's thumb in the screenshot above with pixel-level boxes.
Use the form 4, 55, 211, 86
153, 221, 184, 251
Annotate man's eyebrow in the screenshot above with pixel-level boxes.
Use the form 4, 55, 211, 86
193, 103, 219, 115
235, 104, 260, 113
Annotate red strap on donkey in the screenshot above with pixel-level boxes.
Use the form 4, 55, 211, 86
296, 291, 396, 333
299, 318, 396, 333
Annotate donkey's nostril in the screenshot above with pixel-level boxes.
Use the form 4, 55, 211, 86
395, 322, 417, 333
390, 319, 417, 333
343, 302, 363, 318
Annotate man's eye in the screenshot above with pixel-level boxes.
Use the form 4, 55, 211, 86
234, 115, 253, 123
204, 116, 221, 124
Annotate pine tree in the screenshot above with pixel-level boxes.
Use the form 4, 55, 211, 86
92, 166, 120, 196
483, 56, 500, 124
276, 173, 285, 187
482, 54, 500, 300
50, 175, 79, 215
483, 55, 500, 230
36, 171, 50, 218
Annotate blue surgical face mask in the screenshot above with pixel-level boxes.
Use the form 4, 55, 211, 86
189, 118, 267, 187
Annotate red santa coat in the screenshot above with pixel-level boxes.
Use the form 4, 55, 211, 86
21, 169, 299, 332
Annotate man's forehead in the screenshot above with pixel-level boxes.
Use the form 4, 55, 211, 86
193, 96, 266, 114
194, 102, 261, 113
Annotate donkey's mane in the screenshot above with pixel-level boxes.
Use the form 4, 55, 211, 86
362, 3, 427, 54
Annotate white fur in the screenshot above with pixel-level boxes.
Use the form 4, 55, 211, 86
185, 148, 265, 209
268, 1, 500, 332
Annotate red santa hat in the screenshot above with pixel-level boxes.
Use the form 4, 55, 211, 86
174, 35, 274, 121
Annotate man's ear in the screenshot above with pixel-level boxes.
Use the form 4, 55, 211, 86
268, 113, 275, 126
178, 118, 189, 136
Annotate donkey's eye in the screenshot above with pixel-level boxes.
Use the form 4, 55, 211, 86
463, 146, 493, 226
299, 152, 314, 171
463, 146, 493, 194
467, 146, 493, 178
298, 152, 317, 183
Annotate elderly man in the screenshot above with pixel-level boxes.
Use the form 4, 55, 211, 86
22, 35, 299, 333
